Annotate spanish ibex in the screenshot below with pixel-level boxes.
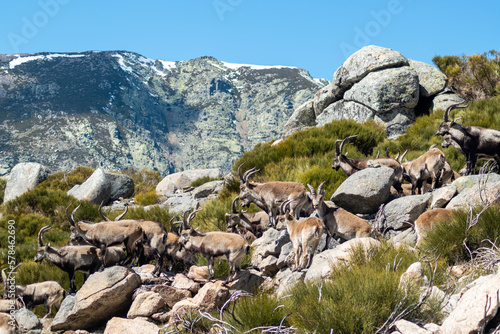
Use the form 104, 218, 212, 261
2, 264, 65, 317
67, 205, 145, 267
178, 209, 250, 283
34, 226, 101, 294
414, 208, 455, 247
401, 147, 446, 194
237, 164, 309, 227
331, 135, 404, 196
98, 204, 174, 276
307, 182, 378, 251
436, 103, 500, 175
225, 196, 269, 239
276, 200, 324, 271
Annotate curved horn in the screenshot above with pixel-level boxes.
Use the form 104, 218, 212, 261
37, 225, 52, 247
237, 163, 245, 183
243, 168, 260, 185
444, 103, 468, 122
182, 210, 191, 230
334, 139, 343, 156
395, 149, 401, 160
317, 181, 326, 195
114, 205, 128, 221
306, 183, 316, 195
187, 209, 202, 228
399, 149, 408, 164
98, 201, 110, 221
66, 204, 80, 227
339, 135, 358, 155
231, 196, 240, 214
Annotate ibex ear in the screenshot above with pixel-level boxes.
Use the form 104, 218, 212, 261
45, 243, 50, 250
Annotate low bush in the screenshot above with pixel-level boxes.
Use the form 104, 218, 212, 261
121, 168, 162, 196
134, 190, 159, 206
190, 176, 222, 188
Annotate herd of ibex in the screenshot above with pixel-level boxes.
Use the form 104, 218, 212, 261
3, 102, 499, 318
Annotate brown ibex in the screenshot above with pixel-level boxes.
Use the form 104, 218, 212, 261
401, 147, 446, 194
436, 103, 500, 175
67, 205, 145, 267
98, 204, 173, 276
307, 182, 378, 251
2, 264, 65, 317
275, 200, 324, 271
237, 164, 309, 227
225, 196, 269, 238
178, 209, 250, 283
414, 208, 455, 247
331, 135, 404, 196
34, 226, 102, 294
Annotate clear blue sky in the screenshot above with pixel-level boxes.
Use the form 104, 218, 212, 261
1, 0, 498, 80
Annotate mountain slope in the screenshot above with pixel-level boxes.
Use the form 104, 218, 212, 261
0, 51, 326, 176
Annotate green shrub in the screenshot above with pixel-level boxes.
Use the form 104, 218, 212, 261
286, 243, 438, 334
420, 205, 500, 265
38, 166, 94, 192
190, 176, 222, 188
121, 168, 162, 196
134, 190, 159, 206
0, 178, 6, 204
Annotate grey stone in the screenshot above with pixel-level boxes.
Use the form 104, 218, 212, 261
446, 180, 500, 209
274, 268, 306, 297
104, 317, 160, 334
343, 66, 419, 112
3, 162, 50, 203
431, 92, 466, 112
106, 172, 135, 200
251, 228, 290, 266
192, 180, 224, 199
333, 45, 408, 88
373, 107, 415, 139
394, 319, 430, 334
67, 167, 111, 205
127, 291, 167, 319
313, 82, 342, 116
158, 193, 198, 214
451, 174, 500, 193
14, 308, 41, 332
258, 255, 279, 276
156, 168, 221, 192
382, 193, 431, 230
51, 266, 141, 331
330, 166, 395, 214
430, 185, 457, 209
316, 100, 374, 127
408, 59, 447, 97
282, 100, 315, 138
276, 242, 294, 269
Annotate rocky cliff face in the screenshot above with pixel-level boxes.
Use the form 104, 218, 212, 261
0, 51, 326, 176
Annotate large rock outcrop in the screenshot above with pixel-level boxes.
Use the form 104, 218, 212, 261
283, 45, 456, 139
3, 162, 50, 203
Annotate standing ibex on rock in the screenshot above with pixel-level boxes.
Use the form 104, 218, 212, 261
67, 205, 145, 267
225, 196, 269, 239
401, 147, 447, 195
436, 103, 500, 175
179, 209, 250, 283
2, 264, 65, 317
276, 200, 324, 271
237, 164, 310, 227
34, 226, 102, 294
307, 182, 378, 251
331, 135, 405, 196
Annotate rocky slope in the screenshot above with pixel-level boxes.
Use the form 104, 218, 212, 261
0, 51, 327, 176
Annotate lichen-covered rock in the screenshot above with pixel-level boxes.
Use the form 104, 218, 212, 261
330, 166, 395, 214
104, 317, 160, 334
446, 180, 500, 209
127, 291, 167, 319
373, 107, 415, 139
408, 59, 447, 97
156, 168, 221, 191
3, 162, 50, 203
313, 82, 342, 116
282, 100, 315, 138
316, 100, 374, 127
431, 91, 466, 112
382, 193, 431, 230
51, 266, 141, 331
67, 168, 111, 205
343, 66, 419, 112
333, 45, 408, 88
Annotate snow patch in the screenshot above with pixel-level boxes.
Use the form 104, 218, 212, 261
8, 53, 85, 69
222, 61, 295, 71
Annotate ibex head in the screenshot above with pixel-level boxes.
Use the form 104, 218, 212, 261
436, 103, 468, 136
331, 135, 358, 170
225, 196, 245, 229
34, 226, 53, 262
179, 209, 203, 246
306, 181, 326, 210
237, 164, 260, 205
275, 200, 294, 230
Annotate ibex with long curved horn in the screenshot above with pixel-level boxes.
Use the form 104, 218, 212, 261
98, 204, 176, 276
237, 164, 309, 227
331, 135, 405, 196
436, 103, 500, 175
225, 196, 269, 239
307, 182, 378, 251
2, 264, 65, 317
179, 209, 250, 282
34, 225, 102, 294
67, 205, 145, 267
